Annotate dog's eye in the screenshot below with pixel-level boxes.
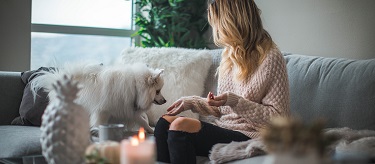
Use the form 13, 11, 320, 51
156, 90, 160, 95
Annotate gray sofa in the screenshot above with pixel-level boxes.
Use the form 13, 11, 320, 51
1, 50, 374, 163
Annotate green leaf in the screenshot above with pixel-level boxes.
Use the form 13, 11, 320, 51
157, 36, 166, 45
133, 0, 209, 48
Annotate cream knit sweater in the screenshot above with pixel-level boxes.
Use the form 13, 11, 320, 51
182, 47, 290, 138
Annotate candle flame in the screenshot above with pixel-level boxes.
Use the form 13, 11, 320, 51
139, 127, 145, 142
129, 128, 145, 146
130, 136, 139, 146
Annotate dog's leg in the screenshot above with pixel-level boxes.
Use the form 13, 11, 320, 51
136, 113, 154, 134
90, 113, 100, 137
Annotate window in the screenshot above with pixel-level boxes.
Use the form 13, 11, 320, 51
31, 0, 137, 69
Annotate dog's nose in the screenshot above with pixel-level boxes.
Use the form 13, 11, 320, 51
163, 99, 167, 104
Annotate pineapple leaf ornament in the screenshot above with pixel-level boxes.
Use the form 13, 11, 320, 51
40, 75, 91, 164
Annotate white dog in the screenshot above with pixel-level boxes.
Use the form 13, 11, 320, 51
30, 62, 166, 134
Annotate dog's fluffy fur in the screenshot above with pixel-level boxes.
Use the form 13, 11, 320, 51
31, 62, 166, 133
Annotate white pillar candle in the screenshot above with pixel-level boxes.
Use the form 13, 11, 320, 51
120, 128, 155, 164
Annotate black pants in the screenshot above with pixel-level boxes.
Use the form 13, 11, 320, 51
154, 117, 250, 164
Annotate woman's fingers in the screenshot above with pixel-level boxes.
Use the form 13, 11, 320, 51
166, 109, 176, 116
166, 106, 174, 112
207, 92, 218, 106
209, 92, 214, 99
167, 100, 181, 111
207, 93, 227, 107
207, 92, 214, 101
166, 101, 184, 115
166, 107, 180, 116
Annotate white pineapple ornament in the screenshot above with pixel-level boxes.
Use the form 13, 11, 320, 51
40, 75, 91, 164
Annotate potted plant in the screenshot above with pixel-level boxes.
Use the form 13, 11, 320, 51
261, 117, 338, 164
133, 0, 209, 48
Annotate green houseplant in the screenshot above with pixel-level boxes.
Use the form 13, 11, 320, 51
134, 0, 209, 48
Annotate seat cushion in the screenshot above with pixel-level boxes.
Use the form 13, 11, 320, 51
0, 126, 41, 158
196, 155, 266, 164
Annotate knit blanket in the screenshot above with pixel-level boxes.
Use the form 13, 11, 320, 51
209, 127, 375, 163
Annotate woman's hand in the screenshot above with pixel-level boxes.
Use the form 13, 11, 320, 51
207, 92, 227, 107
166, 99, 185, 116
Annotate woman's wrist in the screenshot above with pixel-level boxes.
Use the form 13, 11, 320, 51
180, 96, 201, 111
224, 92, 240, 107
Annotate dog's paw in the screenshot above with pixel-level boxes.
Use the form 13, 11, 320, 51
145, 126, 154, 134
90, 127, 99, 137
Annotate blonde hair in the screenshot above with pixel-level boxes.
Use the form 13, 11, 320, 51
207, 0, 274, 82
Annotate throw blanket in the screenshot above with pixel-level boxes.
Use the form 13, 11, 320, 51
209, 127, 375, 163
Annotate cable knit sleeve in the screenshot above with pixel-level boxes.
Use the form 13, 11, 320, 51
223, 51, 290, 130
181, 96, 221, 117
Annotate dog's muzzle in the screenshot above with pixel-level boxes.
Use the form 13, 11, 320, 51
154, 98, 167, 105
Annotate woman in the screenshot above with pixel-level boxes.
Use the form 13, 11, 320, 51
154, 0, 290, 163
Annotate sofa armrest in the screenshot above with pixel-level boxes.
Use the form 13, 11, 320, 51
0, 71, 24, 125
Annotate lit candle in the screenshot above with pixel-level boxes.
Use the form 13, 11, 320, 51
121, 127, 155, 164
138, 127, 145, 142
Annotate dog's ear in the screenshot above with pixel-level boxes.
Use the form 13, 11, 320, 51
157, 69, 164, 76
147, 75, 155, 85
147, 69, 164, 85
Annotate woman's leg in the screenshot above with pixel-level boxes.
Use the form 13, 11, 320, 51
166, 117, 250, 164
167, 117, 201, 164
154, 116, 178, 163
193, 122, 250, 157
156, 116, 250, 164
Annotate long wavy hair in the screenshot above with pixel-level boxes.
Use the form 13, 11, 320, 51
207, 0, 275, 82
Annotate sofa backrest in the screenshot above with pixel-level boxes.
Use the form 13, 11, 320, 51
204, 50, 375, 130
203, 49, 222, 96
284, 53, 375, 130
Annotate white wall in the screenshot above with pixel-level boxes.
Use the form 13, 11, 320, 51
0, 0, 31, 71
255, 0, 375, 59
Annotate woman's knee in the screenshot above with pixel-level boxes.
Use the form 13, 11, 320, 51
169, 117, 201, 133
161, 115, 178, 123
154, 117, 171, 136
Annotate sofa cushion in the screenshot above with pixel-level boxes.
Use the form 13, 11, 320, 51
284, 53, 375, 130
11, 67, 54, 126
0, 126, 41, 158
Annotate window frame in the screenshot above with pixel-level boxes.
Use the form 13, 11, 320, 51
31, 0, 139, 46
